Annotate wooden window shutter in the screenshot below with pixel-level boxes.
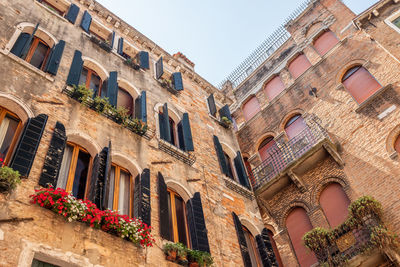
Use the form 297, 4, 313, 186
155, 57, 164, 80
38, 121, 67, 187
10, 114, 48, 177
134, 168, 151, 226
177, 113, 194, 151
80, 11, 92, 33
117, 37, 124, 55
158, 172, 171, 240
255, 228, 280, 266
66, 50, 83, 86
106, 71, 118, 106
45, 40, 66, 75
234, 151, 250, 189
110, 31, 116, 49
172, 72, 184, 91
87, 146, 109, 208
186, 192, 210, 252
20, 23, 39, 59
10, 33, 31, 58
219, 104, 232, 121
213, 135, 229, 176
160, 103, 171, 143
232, 212, 252, 267
65, 4, 80, 24
138, 51, 149, 69
134, 91, 147, 123
207, 94, 217, 117
101, 141, 112, 210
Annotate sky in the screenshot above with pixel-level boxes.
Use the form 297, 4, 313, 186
97, 0, 378, 87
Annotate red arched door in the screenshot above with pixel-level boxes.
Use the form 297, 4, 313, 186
319, 183, 350, 228
286, 207, 317, 267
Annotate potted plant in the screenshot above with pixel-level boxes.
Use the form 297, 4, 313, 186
71, 85, 93, 103
0, 159, 21, 193
163, 242, 178, 262
220, 116, 232, 128
124, 58, 140, 70
113, 106, 129, 124
93, 96, 111, 114
175, 243, 188, 265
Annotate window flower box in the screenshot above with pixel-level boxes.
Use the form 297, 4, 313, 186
89, 35, 112, 53
163, 242, 213, 266
219, 116, 232, 129
123, 58, 140, 70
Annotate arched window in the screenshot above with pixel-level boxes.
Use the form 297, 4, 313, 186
117, 87, 134, 116
79, 67, 102, 95
342, 66, 382, 104
242, 96, 261, 121
284, 114, 306, 139
223, 152, 235, 180
0, 107, 23, 165
107, 164, 133, 216
264, 76, 286, 101
288, 54, 312, 79
313, 30, 339, 56
286, 207, 317, 267
57, 142, 92, 199
167, 189, 190, 247
266, 229, 284, 267
319, 183, 350, 228
242, 226, 263, 266
395, 135, 400, 154
258, 136, 278, 162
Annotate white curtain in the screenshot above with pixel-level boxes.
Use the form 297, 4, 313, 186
0, 117, 11, 157
57, 145, 73, 189
118, 170, 130, 215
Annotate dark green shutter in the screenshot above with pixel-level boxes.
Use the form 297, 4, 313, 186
160, 103, 171, 143
45, 40, 65, 75
234, 151, 250, 189
138, 51, 149, 69
134, 168, 151, 226
172, 72, 184, 91
207, 94, 217, 117
20, 23, 39, 59
10, 114, 48, 177
117, 37, 124, 55
134, 91, 147, 123
110, 32, 115, 48
155, 57, 163, 79
256, 229, 280, 267
65, 4, 80, 24
87, 146, 108, 208
107, 71, 118, 106
179, 113, 194, 151
219, 104, 232, 121
10, 33, 31, 57
101, 141, 112, 210
159, 113, 165, 140
66, 50, 83, 86
80, 11, 92, 33
213, 135, 228, 176
232, 212, 252, 267
186, 192, 210, 252
38, 122, 67, 187
177, 122, 185, 151
158, 172, 171, 240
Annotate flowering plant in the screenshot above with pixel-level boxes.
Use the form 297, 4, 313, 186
0, 158, 21, 193
30, 187, 154, 247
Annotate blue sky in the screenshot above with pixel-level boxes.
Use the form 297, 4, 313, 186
97, 0, 378, 86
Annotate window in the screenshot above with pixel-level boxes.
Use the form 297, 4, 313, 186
224, 152, 235, 180
392, 15, 400, 29
258, 137, 278, 162
167, 189, 190, 247
264, 76, 286, 101
266, 229, 284, 267
395, 135, 400, 154
319, 183, 350, 228
107, 164, 133, 216
242, 96, 261, 121
285, 114, 306, 139
0, 107, 23, 165
57, 142, 92, 199
117, 87, 134, 116
342, 66, 382, 104
313, 30, 339, 56
79, 67, 102, 95
242, 226, 262, 267
288, 54, 312, 79
37, 0, 67, 16
31, 259, 59, 267
243, 157, 254, 182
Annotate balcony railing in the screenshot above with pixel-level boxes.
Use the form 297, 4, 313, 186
251, 117, 330, 191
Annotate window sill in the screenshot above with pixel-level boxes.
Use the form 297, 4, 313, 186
1, 49, 55, 82
158, 139, 196, 166
208, 113, 233, 129
355, 84, 393, 113
34, 1, 69, 23
222, 176, 254, 200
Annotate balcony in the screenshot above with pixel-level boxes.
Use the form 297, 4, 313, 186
251, 116, 342, 197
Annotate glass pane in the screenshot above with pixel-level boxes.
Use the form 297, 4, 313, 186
30, 41, 49, 69
167, 191, 173, 241
57, 144, 73, 189
90, 73, 101, 95
79, 68, 88, 87
175, 195, 188, 246
393, 16, 400, 29
0, 115, 19, 160
107, 166, 116, 210
118, 169, 130, 215
71, 149, 90, 199
117, 88, 133, 116
224, 153, 234, 179
169, 117, 175, 146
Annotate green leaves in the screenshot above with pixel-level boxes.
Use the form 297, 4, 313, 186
0, 166, 21, 193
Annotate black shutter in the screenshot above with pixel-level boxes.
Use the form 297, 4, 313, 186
219, 104, 232, 121
134, 91, 147, 123
158, 172, 171, 240
160, 103, 171, 143
159, 113, 165, 140
66, 50, 83, 86
134, 168, 151, 226
45, 40, 65, 75
138, 51, 149, 69
80, 10, 92, 33
10, 33, 31, 57
117, 37, 124, 55
110, 31, 115, 48
101, 141, 112, 210
207, 94, 217, 117
234, 151, 250, 189
10, 114, 48, 177
179, 113, 194, 151
38, 122, 67, 187
87, 146, 108, 208
172, 72, 184, 91
186, 192, 210, 252
232, 212, 252, 267
155, 57, 163, 79
20, 23, 39, 59
177, 122, 185, 151
65, 4, 80, 24
256, 229, 280, 267
213, 135, 228, 176
107, 71, 118, 106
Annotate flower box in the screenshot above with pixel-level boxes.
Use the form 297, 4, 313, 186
124, 58, 140, 70
89, 35, 112, 53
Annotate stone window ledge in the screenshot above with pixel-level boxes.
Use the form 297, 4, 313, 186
158, 139, 196, 166
355, 84, 393, 113
222, 176, 254, 200
34, 1, 70, 23
0, 49, 55, 82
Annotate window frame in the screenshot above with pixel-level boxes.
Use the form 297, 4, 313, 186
167, 188, 191, 247
25, 36, 51, 71
81, 67, 103, 95
117, 86, 134, 117
242, 226, 262, 267
37, 0, 67, 16
109, 164, 134, 217
0, 107, 23, 166
384, 9, 400, 35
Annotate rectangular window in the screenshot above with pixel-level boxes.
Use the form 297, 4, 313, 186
31, 258, 59, 267
37, 0, 70, 16
392, 16, 400, 29
108, 165, 133, 216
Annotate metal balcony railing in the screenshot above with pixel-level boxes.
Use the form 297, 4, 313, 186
251, 118, 330, 190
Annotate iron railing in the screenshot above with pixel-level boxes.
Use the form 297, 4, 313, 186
251, 118, 330, 190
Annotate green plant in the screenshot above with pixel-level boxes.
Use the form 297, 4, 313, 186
370, 225, 399, 250
113, 106, 129, 124
221, 116, 232, 125
303, 227, 329, 252
348, 195, 383, 221
71, 84, 93, 103
124, 118, 148, 135
187, 249, 213, 266
93, 96, 112, 114
0, 165, 21, 192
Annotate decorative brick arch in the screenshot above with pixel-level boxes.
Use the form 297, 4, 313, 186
0, 93, 34, 123
305, 21, 325, 39
65, 131, 102, 158
311, 176, 349, 206
255, 132, 277, 152
385, 124, 400, 159
81, 57, 109, 82
111, 152, 142, 177
239, 217, 261, 236
279, 200, 312, 229
335, 59, 368, 85
117, 78, 140, 98
164, 179, 193, 203
279, 109, 305, 132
